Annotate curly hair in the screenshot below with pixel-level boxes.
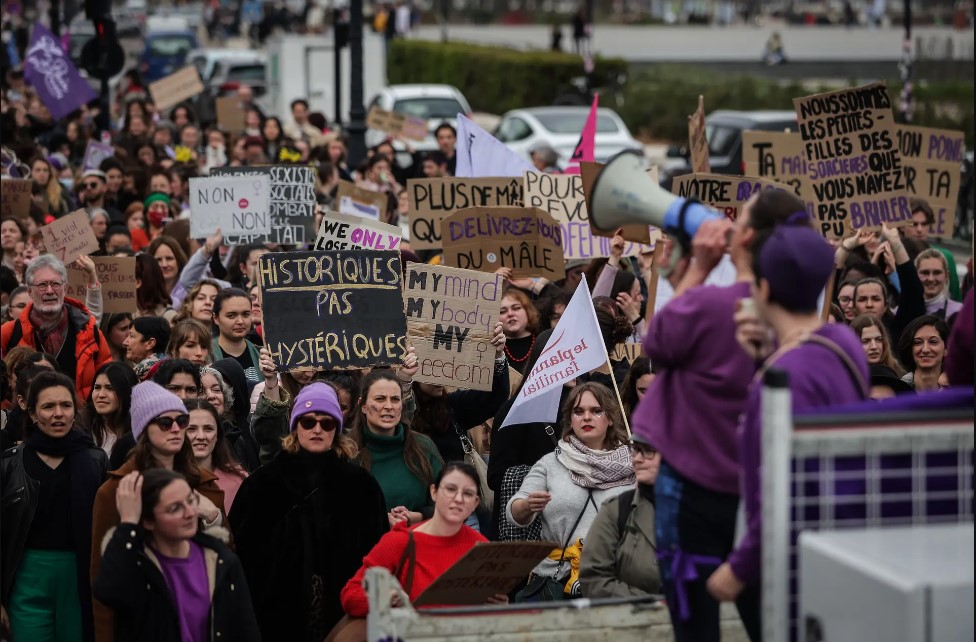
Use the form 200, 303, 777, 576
559, 382, 629, 450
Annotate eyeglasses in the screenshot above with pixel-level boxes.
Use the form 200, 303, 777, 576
439, 484, 479, 501
166, 385, 199, 397
297, 416, 338, 431
628, 442, 658, 458
154, 414, 190, 430
29, 280, 64, 292
571, 407, 605, 418
838, 296, 853, 305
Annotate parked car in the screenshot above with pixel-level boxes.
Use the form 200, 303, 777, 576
139, 29, 199, 82
493, 106, 644, 167
190, 52, 267, 125
659, 109, 799, 189
365, 84, 472, 167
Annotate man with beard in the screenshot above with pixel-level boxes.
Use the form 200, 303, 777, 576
1, 254, 111, 399
80, 169, 124, 223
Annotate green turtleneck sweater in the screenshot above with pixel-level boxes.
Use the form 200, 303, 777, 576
362, 424, 443, 512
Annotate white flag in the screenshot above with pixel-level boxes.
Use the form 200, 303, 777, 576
455, 114, 536, 179
500, 277, 606, 428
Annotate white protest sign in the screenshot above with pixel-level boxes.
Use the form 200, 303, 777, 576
339, 196, 381, 221
189, 174, 271, 238
314, 211, 402, 251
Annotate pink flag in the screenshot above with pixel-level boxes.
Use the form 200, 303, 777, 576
563, 94, 599, 175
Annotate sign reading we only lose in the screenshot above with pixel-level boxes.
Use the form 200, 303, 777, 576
404, 264, 503, 392
258, 250, 407, 371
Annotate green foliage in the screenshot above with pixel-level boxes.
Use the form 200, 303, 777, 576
387, 40, 628, 116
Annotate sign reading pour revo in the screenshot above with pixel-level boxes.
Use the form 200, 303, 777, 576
189, 174, 271, 238
258, 250, 407, 371
441, 207, 565, 281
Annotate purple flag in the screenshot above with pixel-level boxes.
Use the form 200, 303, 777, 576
24, 23, 97, 121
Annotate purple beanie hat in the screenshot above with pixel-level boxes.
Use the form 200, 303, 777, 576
289, 382, 343, 432
130, 381, 188, 441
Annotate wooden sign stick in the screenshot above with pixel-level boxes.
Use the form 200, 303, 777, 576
643, 241, 666, 326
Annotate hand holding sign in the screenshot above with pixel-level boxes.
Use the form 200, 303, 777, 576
204, 228, 223, 256
490, 321, 506, 356
398, 345, 419, 383
73, 254, 97, 285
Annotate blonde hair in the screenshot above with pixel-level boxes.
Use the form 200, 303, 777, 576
280, 431, 359, 460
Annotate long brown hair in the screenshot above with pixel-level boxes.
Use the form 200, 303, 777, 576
183, 398, 243, 474
559, 382, 629, 450
172, 279, 221, 325
349, 369, 439, 488
128, 420, 203, 488
850, 315, 904, 376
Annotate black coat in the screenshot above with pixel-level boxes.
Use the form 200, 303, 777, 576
93, 525, 259, 642
229, 449, 389, 642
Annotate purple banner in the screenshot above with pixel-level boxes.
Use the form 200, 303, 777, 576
24, 23, 97, 121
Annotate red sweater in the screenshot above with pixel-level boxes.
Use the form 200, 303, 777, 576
341, 521, 486, 616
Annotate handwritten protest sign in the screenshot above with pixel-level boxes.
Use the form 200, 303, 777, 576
258, 250, 407, 371
408, 177, 524, 251
336, 181, 388, 221
413, 542, 556, 607
672, 173, 792, 221
215, 96, 247, 132
441, 207, 565, 281
742, 131, 812, 199
689, 95, 711, 174
82, 141, 115, 172
314, 211, 401, 251
149, 66, 205, 113
794, 82, 912, 238
403, 264, 502, 391
211, 166, 315, 245
39, 210, 99, 262
189, 174, 271, 237
895, 125, 965, 238
0, 178, 33, 218
610, 342, 642, 363
579, 161, 657, 245
66, 257, 137, 313
366, 106, 428, 141
525, 172, 656, 259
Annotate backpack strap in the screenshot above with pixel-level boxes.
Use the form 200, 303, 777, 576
616, 488, 637, 536
394, 531, 417, 595
802, 334, 870, 398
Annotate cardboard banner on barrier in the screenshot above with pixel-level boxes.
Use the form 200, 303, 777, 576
671, 173, 790, 221
794, 82, 912, 238
314, 211, 401, 251
407, 177, 524, 251
67, 256, 138, 313
189, 174, 272, 237
403, 264, 503, 391
149, 66, 205, 113
210, 166, 316, 246
39, 210, 99, 262
441, 207, 565, 281
258, 250, 407, 371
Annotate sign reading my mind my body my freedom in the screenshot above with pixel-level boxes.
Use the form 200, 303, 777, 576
258, 250, 407, 371
794, 82, 912, 238
404, 264, 503, 392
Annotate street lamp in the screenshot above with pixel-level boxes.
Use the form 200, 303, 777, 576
346, 0, 367, 167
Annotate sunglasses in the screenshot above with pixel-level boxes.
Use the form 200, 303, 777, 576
154, 414, 190, 430
83, 182, 100, 189
297, 416, 338, 431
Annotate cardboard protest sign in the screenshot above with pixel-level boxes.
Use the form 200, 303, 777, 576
610, 342, 642, 363
189, 174, 271, 238
314, 211, 401, 251
741, 131, 814, 200
672, 173, 791, 221
366, 106, 428, 141
258, 250, 407, 371
579, 161, 657, 245
210, 166, 316, 245
408, 177, 524, 251
149, 66, 205, 113
413, 542, 556, 607
39, 210, 99, 262
82, 141, 115, 172
66, 257, 137, 313
215, 96, 247, 133
794, 82, 912, 238
336, 181, 388, 221
688, 95, 711, 174
524, 172, 656, 260
403, 264, 503, 391
895, 125, 965, 238
0, 178, 33, 218
441, 207, 565, 281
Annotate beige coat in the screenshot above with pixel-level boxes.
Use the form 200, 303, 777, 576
579, 488, 661, 598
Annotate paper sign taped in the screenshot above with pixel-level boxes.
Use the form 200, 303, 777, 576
149, 66, 205, 113
39, 210, 99, 262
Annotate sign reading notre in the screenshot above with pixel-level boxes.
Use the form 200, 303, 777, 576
672, 173, 789, 221
404, 264, 503, 391
895, 125, 965, 238
408, 177, 524, 251
794, 82, 911, 237
441, 207, 565, 281
258, 250, 407, 371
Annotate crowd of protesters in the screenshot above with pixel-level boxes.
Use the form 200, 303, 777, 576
1, 26, 974, 642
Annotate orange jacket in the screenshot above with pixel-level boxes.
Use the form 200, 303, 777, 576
1, 297, 112, 401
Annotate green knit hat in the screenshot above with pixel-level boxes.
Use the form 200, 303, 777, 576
144, 192, 171, 208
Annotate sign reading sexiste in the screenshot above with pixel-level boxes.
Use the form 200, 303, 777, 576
403, 264, 503, 392
258, 250, 407, 371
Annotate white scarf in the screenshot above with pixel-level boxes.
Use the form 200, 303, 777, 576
556, 436, 635, 490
